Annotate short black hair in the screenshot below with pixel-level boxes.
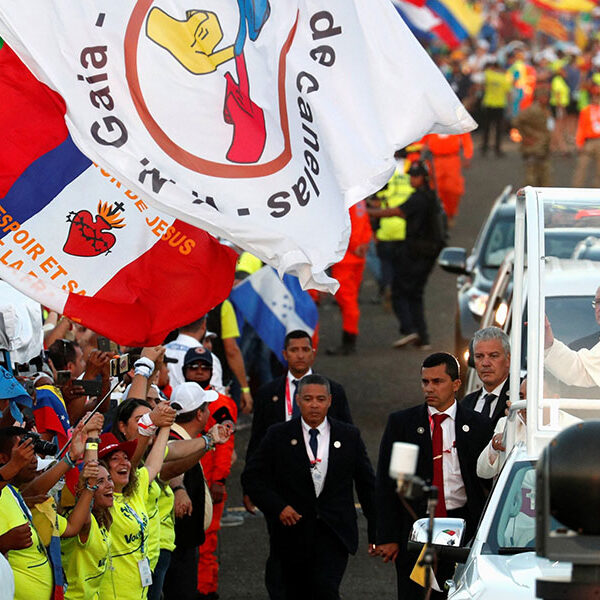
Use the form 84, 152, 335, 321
421, 352, 460, 381
284, 330, 312, 349
180, 317, 207, 333
48, 339, 79, 370
0, 426, 24, 459
297, 374, 330, 397
175, 404, 207, 424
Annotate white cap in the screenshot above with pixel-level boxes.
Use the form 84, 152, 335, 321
170, 382, 218, 414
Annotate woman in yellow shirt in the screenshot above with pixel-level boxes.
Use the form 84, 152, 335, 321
61, 464, 115, 600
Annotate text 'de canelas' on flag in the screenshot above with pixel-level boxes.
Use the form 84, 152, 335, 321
0, 43, 237, 347
0, 0, 475, 292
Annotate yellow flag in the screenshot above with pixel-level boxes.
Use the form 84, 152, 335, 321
31, 497, 60, 546
410, 545, 428, 587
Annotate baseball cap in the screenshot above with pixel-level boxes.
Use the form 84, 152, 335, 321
170, 382, 218, 414
98, 433, 138, 460
183, 346, 213, 368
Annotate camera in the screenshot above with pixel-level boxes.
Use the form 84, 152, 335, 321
21, 431, 58, 456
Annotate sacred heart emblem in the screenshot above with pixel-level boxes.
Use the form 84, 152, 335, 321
63, 201, 126, 257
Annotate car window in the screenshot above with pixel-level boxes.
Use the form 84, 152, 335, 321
482, 217, 515, 268
486, 462, 537, 552
546, 232, 600, 259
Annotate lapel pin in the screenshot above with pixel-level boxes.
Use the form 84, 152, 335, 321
291, 438, 298, 446
462, 424, 470, 432
272, 395, 278, 402
333, 441, 341, 449
417, 427, 425, 434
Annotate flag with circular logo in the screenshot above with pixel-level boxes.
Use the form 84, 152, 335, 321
0, 0, 475, 291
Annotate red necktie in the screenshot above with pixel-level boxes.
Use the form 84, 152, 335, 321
432, 413, 449, 517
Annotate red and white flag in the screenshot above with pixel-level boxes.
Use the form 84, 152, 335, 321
0, 0, 475, 295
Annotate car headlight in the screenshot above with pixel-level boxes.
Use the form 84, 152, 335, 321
467, 289, 489, 317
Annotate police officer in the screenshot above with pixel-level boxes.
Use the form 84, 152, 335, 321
368, 161, 445, 349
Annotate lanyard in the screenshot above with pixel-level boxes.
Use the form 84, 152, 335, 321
285, 378, 293, 419
7, 485, 32, 521
305, 428, 325, 468
123, 503, 146, 556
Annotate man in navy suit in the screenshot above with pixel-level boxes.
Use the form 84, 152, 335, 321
242, 374, 375, 600
461, 327, 510, 427
375, 352, 494, 599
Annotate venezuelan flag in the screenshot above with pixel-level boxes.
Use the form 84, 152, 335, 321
426, 0, 484, 41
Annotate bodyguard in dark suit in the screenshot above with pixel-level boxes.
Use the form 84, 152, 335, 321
246, 330, 352, 462
461, 327, 510, 426
243, 374, 375, 600
375, 353, 494, 599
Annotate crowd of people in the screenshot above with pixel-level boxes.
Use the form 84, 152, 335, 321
0, 301, 563, 600
3, 7, 600, 600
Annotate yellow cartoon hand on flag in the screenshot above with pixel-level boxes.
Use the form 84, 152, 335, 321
146, 7, 234, 75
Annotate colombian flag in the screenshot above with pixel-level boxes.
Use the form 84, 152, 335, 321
0, 41, 237, 346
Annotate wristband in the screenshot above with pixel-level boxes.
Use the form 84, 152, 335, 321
202, 433, 215, 451
134, 357, 155, 379
63, 453, 76, 469
84, 481, 99, 492
138, 412, 158, 437
85, 442, 99, 451
241, 387, 250, 393
172, 485, 185, 493
86, 437, 101, 444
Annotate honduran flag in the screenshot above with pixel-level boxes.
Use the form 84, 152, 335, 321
229, 266, 318, 364
0, 42, 237, 346
33, 385, 71, 450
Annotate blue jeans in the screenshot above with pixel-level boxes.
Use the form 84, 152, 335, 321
148, 549, 172, 600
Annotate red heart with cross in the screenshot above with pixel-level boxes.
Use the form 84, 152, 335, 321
63, 210, 117, 257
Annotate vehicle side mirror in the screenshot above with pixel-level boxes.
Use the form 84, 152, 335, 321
408, 517, 470, 563
438, 247, 467, 274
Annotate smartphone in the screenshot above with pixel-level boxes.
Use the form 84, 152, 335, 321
79, 379, 102, 397
56, 370, 72, 386
97, 336, 111, 352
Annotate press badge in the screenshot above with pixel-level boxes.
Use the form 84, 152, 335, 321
138, 558, 153, 587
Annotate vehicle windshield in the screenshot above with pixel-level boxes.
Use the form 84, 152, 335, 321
485, 461, 537, 553
482, 217, 598, 269
540, 198, 600, 422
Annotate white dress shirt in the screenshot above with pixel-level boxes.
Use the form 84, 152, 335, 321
285, 369, 312, 421
474, 379, 507, 417
427, 401, 467, 510
301, 417, 330, 497
165, 333, 224, 392
545, 338, 600, 388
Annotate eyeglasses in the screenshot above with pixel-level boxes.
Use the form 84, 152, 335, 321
593, 299, 600, 308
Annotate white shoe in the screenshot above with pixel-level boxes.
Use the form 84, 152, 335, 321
392, 333, 419, 348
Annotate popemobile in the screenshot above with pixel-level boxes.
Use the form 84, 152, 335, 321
392, 187, 600, 599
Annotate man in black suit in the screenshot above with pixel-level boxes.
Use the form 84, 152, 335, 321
243, 374, 376, 600
461, 327, 510, 426
375, 353, 494, 599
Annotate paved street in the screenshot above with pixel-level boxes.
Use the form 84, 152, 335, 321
218, 141, 578, 599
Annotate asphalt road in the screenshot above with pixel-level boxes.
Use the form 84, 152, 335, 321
217, 139, 579, 599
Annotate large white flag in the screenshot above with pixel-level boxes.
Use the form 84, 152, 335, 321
0, 0, 475, 291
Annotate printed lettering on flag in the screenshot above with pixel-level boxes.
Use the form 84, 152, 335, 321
0, 43, 237, 346
0, 0, 476, 293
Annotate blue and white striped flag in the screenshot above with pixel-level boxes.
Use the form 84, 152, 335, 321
230, 266, 318, 363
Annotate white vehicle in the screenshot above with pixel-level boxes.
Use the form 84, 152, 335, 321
409, 188, 600, 599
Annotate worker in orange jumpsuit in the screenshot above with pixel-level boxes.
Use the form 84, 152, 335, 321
422, 132, 473, 227
182, 352, 237, 600
326, 200, 373, 355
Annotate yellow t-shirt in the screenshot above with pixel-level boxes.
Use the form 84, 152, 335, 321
99, 466, 150, 600
61, 515, 111, 600
375, 166, 412, 242
0, 486, 53, 600
146, 479, 161, 571
157, 484, 175, 553
482, 69, 511, 108
220, 299, 240, 339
